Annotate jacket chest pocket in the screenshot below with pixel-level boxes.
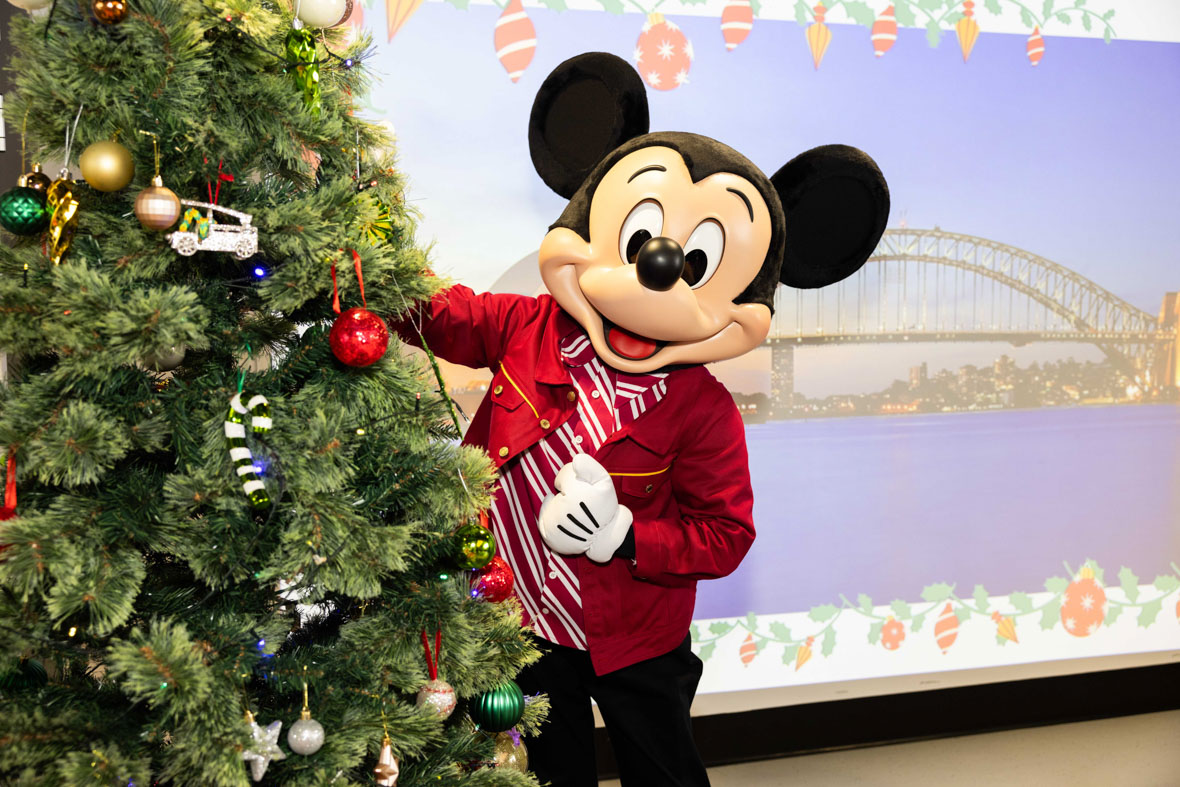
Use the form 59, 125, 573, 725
613, 464, 673, 503
489, 370, 525, 413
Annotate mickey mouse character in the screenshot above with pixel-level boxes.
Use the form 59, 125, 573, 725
397, 53, 888, 786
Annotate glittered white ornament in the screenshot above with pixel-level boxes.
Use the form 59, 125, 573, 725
287, 715, 325, 755
241, 711, 286, 782
415, 678, 456, 719
294, 0, 353, 28
6, 0, 54, 11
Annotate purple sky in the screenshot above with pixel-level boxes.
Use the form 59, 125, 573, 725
367, 6, 1180, 394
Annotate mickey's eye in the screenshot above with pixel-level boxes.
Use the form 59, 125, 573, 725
619, 200, 663, 265
682, 220, 724, 288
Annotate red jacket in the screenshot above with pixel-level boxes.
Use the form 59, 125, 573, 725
398, 284, 756, 674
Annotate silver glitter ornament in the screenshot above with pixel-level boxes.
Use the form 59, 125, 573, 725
241, 710, 286, 781
287, 682, 325, 755
415, 678, 456, 719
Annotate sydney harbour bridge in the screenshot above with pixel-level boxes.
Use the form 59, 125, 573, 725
766, 229, 1179, 416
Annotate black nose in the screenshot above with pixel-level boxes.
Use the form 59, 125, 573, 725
635, 236, 685, 291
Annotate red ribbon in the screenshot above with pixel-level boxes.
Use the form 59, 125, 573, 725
330, 249, 366, 315
203, 157, 235, 206
2, 449, 15, 517
420, 628, 441, 681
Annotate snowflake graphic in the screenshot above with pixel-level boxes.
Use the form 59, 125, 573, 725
657, 40, 675, 60
684, 39, 695, 60
646, 70, 662, 87
674, 69, 689, 86
1064, 616, 1077, 631
1087, 622, 1099, 635
1081, 594, 1094, 610
634, 46, 644, 65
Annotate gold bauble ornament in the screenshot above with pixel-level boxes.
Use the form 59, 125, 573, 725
20, 163, 52, 193
80, 139, 135, 192
135, 176, 182, 230
493, 731, 528, 773
92, 0, 127, 24
46, 170, 80, 265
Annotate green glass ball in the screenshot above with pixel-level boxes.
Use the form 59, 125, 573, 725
0, 186, 50, 236
469, 681, 525, 733
454, 523, 496, 570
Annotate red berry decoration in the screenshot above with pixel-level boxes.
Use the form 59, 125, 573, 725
329, 307, 389, 367
1060, 565, 1106, 637
881, 616, 905, 650
472, 555, 515, 602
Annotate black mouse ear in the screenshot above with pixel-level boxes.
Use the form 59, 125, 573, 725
771, 145, 889, 290
529, 52, 650, 199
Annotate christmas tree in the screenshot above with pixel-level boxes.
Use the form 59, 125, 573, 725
0, 2, 542, 784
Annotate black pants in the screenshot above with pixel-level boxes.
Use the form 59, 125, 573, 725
515, 635, 710, 787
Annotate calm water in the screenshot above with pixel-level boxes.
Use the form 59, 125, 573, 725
694, 405, 1180, 619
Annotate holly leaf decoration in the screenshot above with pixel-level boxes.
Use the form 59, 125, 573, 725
690, 624, 701, 642
894, 1, 917, 26
1138, 600, 1162, 628
925, 18, 942, 47
821, 627, 837, 657
1044, 576, 1069, 594
984, 0, 1001, 14
921, 583, 953, 603
1105, 604, 1123, 627
795, 0, 810, 23
782, 644, 799, 663
1084, 559, 1105, 585
442, 0, 470, 9
750, 0, 762, 15
538, 0, 568, 11
709, 621, 734, 636
890, 600, 912, 620
858, 594, 873, 614
1040, 599, 1061, 629
698, 642, 716, 662
1103, 26, 1113, 43
597, 0, 624, 14
868, 621, 883, 644
911, 612, 926, 633
955, 606, 971, 623
1020, 7, 1034, 27
1042, 0, 1054, 18
996, 634, 1008, 646
745, 611, 758, 631
1118, 567, 1140, 603
1056, 12, 1070, 24
679, 0, 709, 6
844, 1, 876, 26
1009, 592, 1034, 613
769, 622, 792, 642
973, 584, 990, 611
1103, 9, 1115, 20
809, 604, 839, 623
917, 0, 942, 10
1153, 574, 1180, 593
1082, 13, 1092, 31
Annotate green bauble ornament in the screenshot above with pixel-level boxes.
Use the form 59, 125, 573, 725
0, 186, 50, 235
469, 681, 525, 733
0, 658, 48, 690
454, 523, 496, 570
284, 27, 321, 116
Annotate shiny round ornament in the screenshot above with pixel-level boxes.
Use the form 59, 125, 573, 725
287, 714, 325, 755
6, 0, 53, 10
135, 176, 182, 230
454, 523, 496, 570
328, 307, 389, 367
143, 345, 185, 372
80, 139, 134, 192
469, 681, 524, 732
0, 658, 47, 690
472, 555, 514, 602
493, 731, 528, 773
415, 678, 457, 719
295, 0, 354, 28
0, 186, 49, 235
92, 0, 127, 23
21, 163, 52, 193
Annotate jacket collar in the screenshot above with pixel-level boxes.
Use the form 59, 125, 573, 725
535, 305, 580, 385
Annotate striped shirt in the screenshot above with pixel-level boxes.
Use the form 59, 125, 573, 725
486, 329, 669, 650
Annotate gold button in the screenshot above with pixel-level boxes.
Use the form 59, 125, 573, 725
540, 419, 551, 429
498, 447, 509, 458
493, 384, 504, 395
567, 391, 577, 402
645, 483, 654, 493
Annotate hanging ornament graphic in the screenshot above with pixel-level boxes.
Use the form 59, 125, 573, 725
738, 633, 757, 665
992, 611, 1019, 643
805, 4, 832, 70
494, 0, 536, 83
795, 636, 814, 671
1060, 565, 1106, 637
635, 13, 693, 91
720, 0, 753, 52
1026, 26, 1044, 66
934, 602, 959, 654
385, 0, 424, 41
881, 616, 905, 650
956, 0, 980, 62
870, 5, 896, 58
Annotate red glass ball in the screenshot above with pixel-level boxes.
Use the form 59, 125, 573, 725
472, 555, 515, 603
329, 307, 389, 367
0, 507, 15, 522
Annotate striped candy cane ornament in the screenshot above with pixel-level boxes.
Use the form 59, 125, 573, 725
225, 392, 272, 509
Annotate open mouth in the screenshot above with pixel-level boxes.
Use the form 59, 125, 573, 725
602, 317, 666, 361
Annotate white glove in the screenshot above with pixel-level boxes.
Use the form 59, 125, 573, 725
539, 454, 633, 564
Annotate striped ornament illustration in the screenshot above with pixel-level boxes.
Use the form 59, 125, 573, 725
1026, 26, 1044, 66
870, 5, 897, 58
494, 0, 537, 83
720, 0, 753, 52
934, 602, 959, 653
225, 392, 273, 509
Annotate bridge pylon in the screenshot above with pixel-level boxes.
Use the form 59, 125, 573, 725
770, 343, 794, 419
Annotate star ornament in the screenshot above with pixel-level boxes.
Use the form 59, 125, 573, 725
375, 735, 400, 786
242, 715, 286, 782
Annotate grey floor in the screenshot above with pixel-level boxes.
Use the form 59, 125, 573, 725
601, 710, 1180, 787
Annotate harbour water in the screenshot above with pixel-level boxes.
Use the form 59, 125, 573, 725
694, 404, 1180, 619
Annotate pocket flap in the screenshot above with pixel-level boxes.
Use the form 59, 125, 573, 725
614, 466, 672, 498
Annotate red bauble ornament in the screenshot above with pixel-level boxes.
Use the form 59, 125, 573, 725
881, 616, 905, 650
329, 307, 389, 367
635, 13, 693, 91
720, 0, 753, 52
1060, 567, 1106, 637
0, 508, 14, 521
1027, 27, 1044, 66
472, 555, 515, 602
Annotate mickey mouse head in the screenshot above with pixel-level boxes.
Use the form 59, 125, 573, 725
529, 52, 890, 374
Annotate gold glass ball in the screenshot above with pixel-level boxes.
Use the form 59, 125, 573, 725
494, 732, 528, 773
21, 164, 52, 193
80, 140, 135, 192
135, 178, 182, 230
92, 0, 127, 24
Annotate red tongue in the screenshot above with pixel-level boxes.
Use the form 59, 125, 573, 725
607, 325, 658, 360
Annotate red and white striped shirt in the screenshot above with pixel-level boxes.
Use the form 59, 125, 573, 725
487, 329, 668, 650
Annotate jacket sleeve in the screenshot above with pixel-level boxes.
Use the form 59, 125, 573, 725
393, 282, 542, 370
629, 386, 757, 586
